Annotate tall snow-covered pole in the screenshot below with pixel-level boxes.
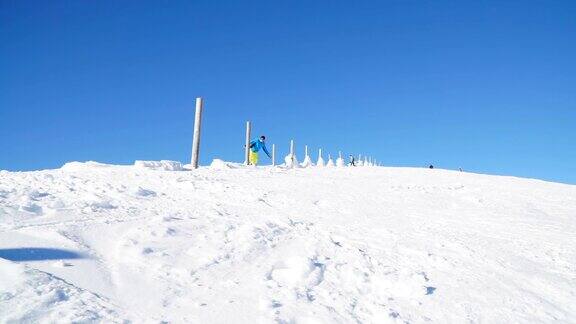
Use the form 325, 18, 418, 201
272, 144, 276, 166
191, 97, 203, 169
305, 145, 308, 159
244, 121, 251, 165
336, 151, 345, 167
286, 140, 296, 167
317, 148, 325, 167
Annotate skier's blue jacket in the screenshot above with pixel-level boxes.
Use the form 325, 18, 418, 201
250, 139, 271, 157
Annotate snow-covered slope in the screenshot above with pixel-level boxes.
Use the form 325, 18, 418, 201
0, 162, 575, 323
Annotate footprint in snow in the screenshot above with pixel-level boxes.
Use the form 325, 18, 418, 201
131, 187, 156, 197
19, 202, 43, 215
267, 256, 326, 290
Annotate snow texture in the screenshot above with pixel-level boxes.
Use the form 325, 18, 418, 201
209, 159, 238, 170
134, 160, 184, 171
1, 162, 575, 323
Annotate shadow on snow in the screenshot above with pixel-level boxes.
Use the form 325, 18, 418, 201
0, 248, 86, 262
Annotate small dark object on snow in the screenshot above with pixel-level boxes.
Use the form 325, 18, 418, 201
429, 165, 434, 169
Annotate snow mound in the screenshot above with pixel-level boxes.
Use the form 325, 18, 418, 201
134, 160, 184, 171
61, 161, 112, 171
284, 154, 300, 168
326, 156, 335, 167
210, 159, 235, 170
301, 156, 313, 168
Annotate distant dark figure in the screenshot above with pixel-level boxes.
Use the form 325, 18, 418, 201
349, 155, 356, 167
459, 167, 463, 172
429, 165, 434, 169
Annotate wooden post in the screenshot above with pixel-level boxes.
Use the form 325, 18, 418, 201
244, 121, 251, 165
191, 97, 203, 169
272, 144, 276, 166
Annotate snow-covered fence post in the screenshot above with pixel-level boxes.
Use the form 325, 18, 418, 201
317, 148, 325, 167
272, 144, 276, 166
327, 154, 334, 167
302, 145, 312, 167
336, 151, 345, 167
244, 121, 251, 165
290, 140, 295, 166
191, 97, 203, 169
284, 140, 299, 168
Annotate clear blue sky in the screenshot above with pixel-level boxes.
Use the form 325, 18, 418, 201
1, 1, 575, 184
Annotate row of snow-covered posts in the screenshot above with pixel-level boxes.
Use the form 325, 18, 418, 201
277, 139, 379, 168
242, 120, 378, 168
191, 105, 380, 169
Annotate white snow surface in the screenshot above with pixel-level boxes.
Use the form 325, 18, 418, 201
134, 160, 184, 171
1, 162, 575, 323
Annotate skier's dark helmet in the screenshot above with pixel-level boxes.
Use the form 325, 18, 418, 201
260, 135, 266, 141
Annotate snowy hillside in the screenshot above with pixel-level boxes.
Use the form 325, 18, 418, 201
0, 161, 575, 323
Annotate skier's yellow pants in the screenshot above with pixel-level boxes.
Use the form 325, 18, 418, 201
249, 151, 259, 165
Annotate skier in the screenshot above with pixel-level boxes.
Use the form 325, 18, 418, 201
249, 135, 271, 166
349, 155, 356, 167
